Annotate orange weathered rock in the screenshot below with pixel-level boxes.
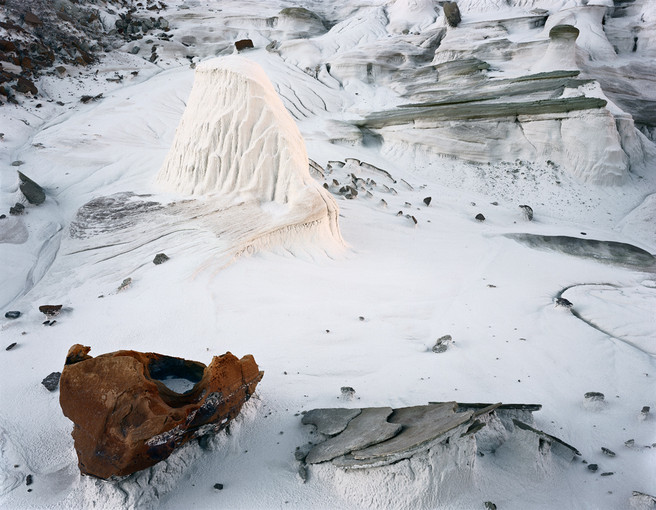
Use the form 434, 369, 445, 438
59, 344, 263, 479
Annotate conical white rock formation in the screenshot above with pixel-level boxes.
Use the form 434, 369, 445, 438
158, 56, 343, 253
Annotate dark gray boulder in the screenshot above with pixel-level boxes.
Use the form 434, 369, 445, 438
443, 2, 462, 28
18, 172, 45, 205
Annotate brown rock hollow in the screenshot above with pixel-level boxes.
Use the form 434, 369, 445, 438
59, 344, 263, 479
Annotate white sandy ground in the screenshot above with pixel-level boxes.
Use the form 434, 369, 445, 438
1, 0, 655, 508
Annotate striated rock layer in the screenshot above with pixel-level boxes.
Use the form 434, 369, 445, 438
59, 344, 263, 479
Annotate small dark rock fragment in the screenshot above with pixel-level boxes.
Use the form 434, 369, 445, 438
213, 483, 224, 490
475, 213, 485, 221
0, 214, 5, 219
484, 503, 497, 510
235, 39, 254, 51
5, 311, 21, 319
80, 93, 103, 103
601, 447, 615, 457
600, 472, 614, 476
153, 253, 169, 265
6, 343, 17, 351
555, 297, 573, 308
584, 392, 605, 401
432, 334, 453, 353
9, 203, 25, 215
519, 204, 533, 221
41, 372, 61, 391
587, 463, 598, 472
118, 278, 132, 291
25, 474, 33, 486
423, 197, 432, 206
297, 464, 308, 483
340, 386, 355, 400
640, 406, 650, 419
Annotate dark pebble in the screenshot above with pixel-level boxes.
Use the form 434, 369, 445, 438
587, 464, 598, 472
475, 213, 485, 221
423, 197, 432, 206
26, 474, 33, 486
6, 343, 17, 351
600, 472, 614, 476
153, 253, 170, 265
5, 311, 21, 319
213, 483, 224, 490
601, 447, 616, 457
41, 372, 61, 391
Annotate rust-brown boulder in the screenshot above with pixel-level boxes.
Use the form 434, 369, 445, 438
59, 344, 263, 479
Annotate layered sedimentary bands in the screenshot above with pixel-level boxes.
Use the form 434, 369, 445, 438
59, 344, 263, 479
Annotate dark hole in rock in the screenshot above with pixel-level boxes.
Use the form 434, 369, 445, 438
148, 355, 204, 394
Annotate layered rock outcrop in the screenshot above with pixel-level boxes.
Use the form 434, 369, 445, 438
157, 56, 343, 252
59, 344, 263, 479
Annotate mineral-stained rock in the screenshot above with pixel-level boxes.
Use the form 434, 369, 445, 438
39, 304, 62, 317
59, 344, 263, 479
235, 39, 254, 51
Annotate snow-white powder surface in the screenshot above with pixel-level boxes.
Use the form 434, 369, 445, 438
0, 0, 655, 509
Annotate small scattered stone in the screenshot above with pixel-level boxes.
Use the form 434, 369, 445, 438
235, 39, 254, 51
519, 204, 533, 221
600, 472, 614, 476
294, 449, 307, 461
640, 406, 650, 420
118, 278, 132, 291
601, 447, 616, 457
25, 474, 33, 486
484, 503, 497, 510
5, 311, 21, 319
432, 334, 453, 353
423, 197, 432, 206
39, 304, 62, 317
340, 386, 355, 400
584, 392, 605, 401
11, 161, 24, 167
198, 434, 211, 450
153, 253, 169, 265
587, 463, 598, 472
9, 203, 25, 215
297, 464, 308, 482
624, 439, 635, 447
213, 483, 224, 490
475, 213, 485, 221
555, 297, 573, 308
41, 372, 61, 391
358, 316, 365, 321
6, 343, 17, 351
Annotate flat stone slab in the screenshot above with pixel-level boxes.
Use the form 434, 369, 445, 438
513, 419, 581, 458
301, 408, 362, 436
348, 403, 474, 462
305, 407, 401, 464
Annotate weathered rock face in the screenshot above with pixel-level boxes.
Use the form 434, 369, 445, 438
59, 344, 263, 479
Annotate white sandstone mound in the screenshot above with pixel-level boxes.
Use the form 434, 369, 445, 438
158, 56, 343, 254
